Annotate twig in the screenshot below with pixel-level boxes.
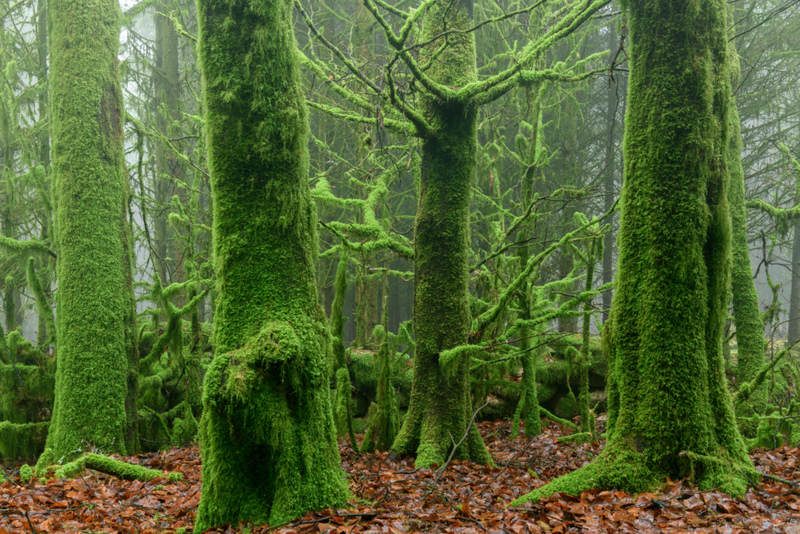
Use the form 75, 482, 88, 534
25, 511, 37, 533
289, 512, 379, 527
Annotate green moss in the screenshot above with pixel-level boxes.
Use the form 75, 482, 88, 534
333, 367, 358, 448
193, 0, 350, 530
360, 299, 401, 453
752, 412, 800, 450
44, 0, 133, 462
728, 96, 766, 417
20, 464, 33, 484
349, 350, 413, 413
330, 255, 357, 448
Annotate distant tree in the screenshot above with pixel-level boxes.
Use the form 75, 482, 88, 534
513, 0, 758, 503
38, 0, 137, 463
193, 0, 350, 529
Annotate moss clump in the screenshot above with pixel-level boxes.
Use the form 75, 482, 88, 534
752, 410, 800, 450
19, 464, 33, 484
350, 350, 413, 414
193, 0, 350, 530
50, 452, 182, 481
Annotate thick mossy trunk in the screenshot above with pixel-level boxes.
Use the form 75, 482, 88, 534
513, 0, 754, 505
42, 0, 132, 462
194, 0, 349, 530
390, 0, 491, 468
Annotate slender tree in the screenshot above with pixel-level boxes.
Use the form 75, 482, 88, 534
194, 0, 350, 529
513, 0, 756, 503
39, 0, 134, 462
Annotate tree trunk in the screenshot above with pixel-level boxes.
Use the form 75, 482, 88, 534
602, 21, 621, 324
194, 0, 350, 529
390, 0, 492, 468
41, 0, 132, 461
789, 226, 800, 344
513, 0, 755, 504
729, 103, 765, 412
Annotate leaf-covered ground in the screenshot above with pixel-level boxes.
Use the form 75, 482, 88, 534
2, 419, 800, 533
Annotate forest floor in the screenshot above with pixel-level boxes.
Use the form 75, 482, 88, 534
2, 418, 800, 534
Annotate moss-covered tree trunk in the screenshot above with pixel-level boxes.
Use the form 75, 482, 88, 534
602, 22, 620, 325
729, 104, 766, 414
790, 223, 800, 345
517, 85, 543, 437
513, 0, 755, 504
389, 0, 491, 468
42, 0, 132, 460
193, 0, 350, 530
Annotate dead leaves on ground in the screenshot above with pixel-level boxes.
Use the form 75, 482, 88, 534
1, 420, 799, 533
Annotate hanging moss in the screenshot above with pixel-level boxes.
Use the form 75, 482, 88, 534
514, 0, 755, 505
194, 0, 350, 530
42, 0, 133, 464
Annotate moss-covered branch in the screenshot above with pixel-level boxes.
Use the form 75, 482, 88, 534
473, 200, 617, 334
0, 235, 55, 258
51, 452, 182, 482
458, 0, 610, 104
